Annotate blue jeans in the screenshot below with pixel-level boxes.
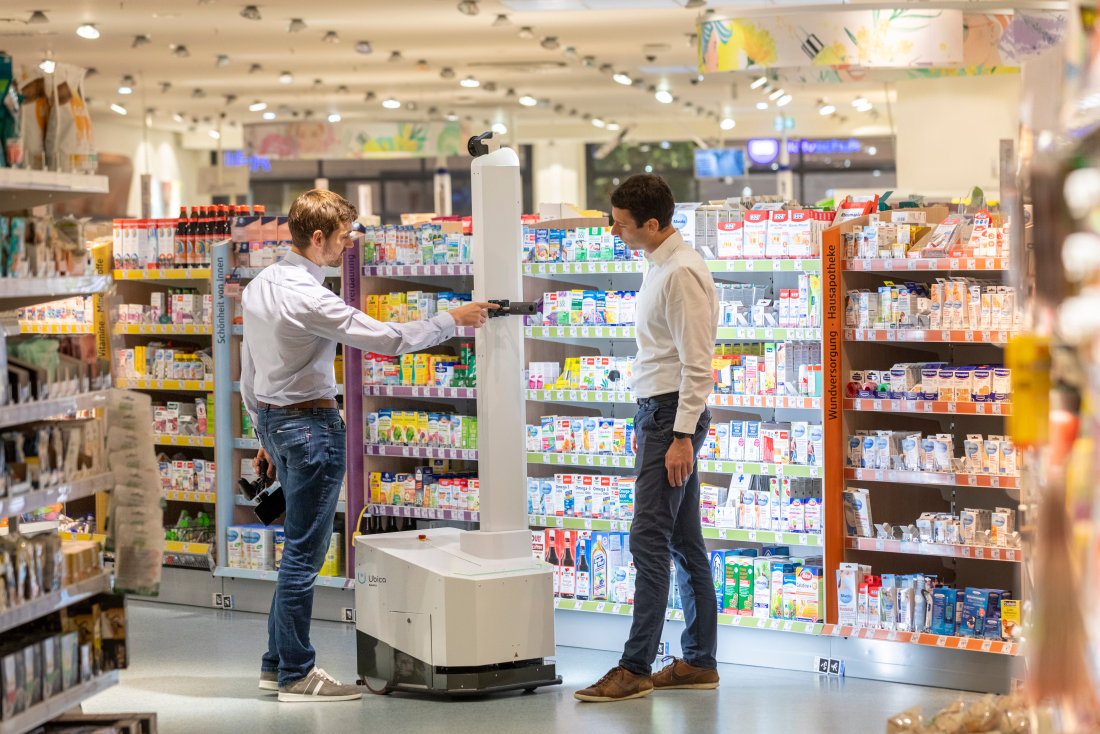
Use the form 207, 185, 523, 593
619, 398, 716, 675
256, 406, 346, 687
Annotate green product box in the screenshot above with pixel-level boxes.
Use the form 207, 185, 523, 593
723, 553, 739, 613
737, 559, 753, 614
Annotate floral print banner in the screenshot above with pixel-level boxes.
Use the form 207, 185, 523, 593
243, 120, 470, 159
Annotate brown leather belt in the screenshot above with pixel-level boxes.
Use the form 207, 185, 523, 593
259, 399, 339, 410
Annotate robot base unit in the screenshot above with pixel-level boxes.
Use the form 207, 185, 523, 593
354, 529, 560, 695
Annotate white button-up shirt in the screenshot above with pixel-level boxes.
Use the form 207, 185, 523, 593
240, 252, 455, 425
629, 230, 719, 434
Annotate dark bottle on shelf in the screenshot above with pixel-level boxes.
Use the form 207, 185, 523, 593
546, 529, 560, 598
385, 516, 399, 533
576, 539, 590, 601
173, 208, 187, 269
560, 538, 575, 599
187, 206, 200, 267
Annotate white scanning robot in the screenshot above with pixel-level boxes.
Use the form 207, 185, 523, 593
354, 132, 560, 696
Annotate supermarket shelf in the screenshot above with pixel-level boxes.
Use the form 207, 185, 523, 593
844, 257, 1009, 272
526, 389, 632, 404
0, 390, 109, 431
526, 325, 635, 339
845, 467, 1019, 489
554, 599, 824, 634
235, 493, 344, 513
706, 259, 822, 273
0, 573, 113, 636
365, 444, 478, 460
112, 268, 211, 280
366, 264, 473, 277
716, 327, 821, 341
165, 540, 212, 555
702, 527, 823, 546
369, 503, 477, 522
0, 670, 119, 734
530, 514, 630, 531
845, 398, 1011, 416
697, 459, 821, 478
365, 385, 477, 399
0, 275, 112, 301
709, 394, 822, 410
155, 434, 215, 447
214, 565, 354, 588
527, 452, 634, 469
524, 261, 645, 275
58, 531, 107, 544
0, 473, 115, 519
0, 168, 109, 208
164, 490, 217, 503
19, 322, 93, 334
822, 624, 1018, 655
845, 328, 1017, 345
2, 520, 58, 535
234, 437, 260, 450
116, 378, 213, 391
115, 323, 212, 335
555, 597, 634, 615
845, 536, 1021, 561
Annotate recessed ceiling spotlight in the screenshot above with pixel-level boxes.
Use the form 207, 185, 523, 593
613, 73, 632, 85
777, 94, 792, 107
856, 102, 873, 112
517, 26, 534, 39
118, 75, 135, 94
505, 88, 516, 97
354, 40, 372, 54
249, 101, 267, 111
446, 112, 458, 121
159, 82, 171, 92
288, 18, 306, 32
263, 111, 275, 120
756, 101, 768, 109
335, 85, 349, 94
173, 45, 190, 58
388, 50, 402, 62
76, 24, 99, 39
216, 54, 230, 67
440, 67, 455, 79
599, 63, 613, 75
85, 68, 98, 78
540, 36, 559, 50
414, 59, 430, 71
328, 113, 341, 122
518, 95, 536, 106
852, 97, 868, 107
279, 71, 293, 83
581, 56, 595, 68
818, 104, 835, 115
750, 76, 767, 89
28, 10, 48, 24
172, 112, 184, 122
406, 101, 418, 111
111, 103, 126, 115
655, 90, 673, 104
209, 129, 220, 139
240, 5, 261, 20
492, 14, 510, 27
554, 103, 564, 113
224, 94, 237, 105
460, 76, 479, 87
457, 0, 479, 15
322, 31, 339, 43
569, 109, 577, 116
562, 47, 579, 60
192, 88, 205, 98
769, 88, 784, 100
591, 118, 606, 128
132, 34, 150, 48
482, 81, 497, 92
249, 63, 263, 73
720, 117, 735, 130
365, 91, 376, 101
382, 98, 401, 109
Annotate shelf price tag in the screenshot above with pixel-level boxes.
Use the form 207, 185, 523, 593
887, 631, 897, 641
980, 639, 993, 652
748, 530, 757, 542
949, 259, 960, 270
574, 600, 585, 610
556, 517, 564, 528
782, 620, 794, 632
1006, 549, 1016, 561
936, 635, 948, 647
875, 539, 885, 552
968, 474, 977, 486
873, 399, 882, 411
718, 529, 727, 539
891, 400, 900, 411
612, 604, 622, 614
596, 602, 606, 612
991, 548, 1001, 560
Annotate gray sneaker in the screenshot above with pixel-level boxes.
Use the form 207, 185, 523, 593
277, 667, 362, 702
259, 671, 278, 691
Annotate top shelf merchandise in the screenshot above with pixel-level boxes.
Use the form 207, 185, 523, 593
114, 204, 250, 271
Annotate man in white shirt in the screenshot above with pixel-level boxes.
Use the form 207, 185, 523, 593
240, 190, 495, 702
576, 175, 719, 703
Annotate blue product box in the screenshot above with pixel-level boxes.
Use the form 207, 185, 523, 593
982, 617, 1003, 639
762, 546, 790, 557
588, 532, 611, 601
931, 587, 956, 635
961, 588, 991, 637
709, 550, 728, 610
738, 548, 759, 558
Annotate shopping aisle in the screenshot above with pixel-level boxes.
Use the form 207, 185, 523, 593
83, 601, 978, 733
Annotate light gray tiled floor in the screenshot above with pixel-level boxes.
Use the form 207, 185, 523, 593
82, 600, 980, 734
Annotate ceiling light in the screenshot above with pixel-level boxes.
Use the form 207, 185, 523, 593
685, 0, 706, 7
506, 88, 516, 97
457, 0, 479, 15
248, 64, 263, 74
655, 90, 673, 104
111, 104, 127, 115
446, 112, 458, 121
777, 94, 792, 107
414, 59, 430, 71
312, 78, 323, 87
613, 73, 632, 86
518, 95, 537, 107
518, 26, 534, 39
328, 113, 341, 122
77, 24, 99, 39
591, 118, 606, 128
39, 59, 55, 73
755, 102, 768, 110
28, 11, 48, 24
172, 113, 184, 122
482, 81, 497, 92
288, 18, 306, 32
440, 67, 455, 79
460, 76, 479, 87
606, 122, 620, 131
354, 40, 372, 54
541, 36, 559, 50
554, 103, 564, 113
133, 35, 150, 48
819, 104, 835, 115
224, 94, 237, 105
216, 54, 230, 67
322, 31, 339, 43
173, 45, 190, 58
279, 71, 293, 83
192, 88, 205, 98
209, 129, 220, 139
599, 64, 614, 75
382, 98, 401, 109
852, 98, 868, 107
491, 122, 507, 134
263, 112, 275, 120
492, 14, 510, 27
581, 56, 595, 68
750, 76, 767, 89
868, 146, 877, 156
720, 117, 735, 130
856, 102, 873, 112
240, 5, 261, 20
769, 88, 784, 101
249, 101, 267, 111
388, 51, 402, 62
365, 91, 376, 101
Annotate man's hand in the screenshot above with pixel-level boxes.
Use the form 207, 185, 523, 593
254, 447, 277, 480
448, 302, 500, 328
666, 436, 694, 488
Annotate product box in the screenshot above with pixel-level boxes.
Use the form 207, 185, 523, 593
710, 550, 728, 611
960, 588, 991, 637
752, 557, 772, 618
836, 563, 859, 626
795, 565, 822, 623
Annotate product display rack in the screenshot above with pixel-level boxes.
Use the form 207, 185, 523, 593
0, 670, 120, 734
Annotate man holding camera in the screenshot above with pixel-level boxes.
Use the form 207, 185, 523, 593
240, 189, 495, 702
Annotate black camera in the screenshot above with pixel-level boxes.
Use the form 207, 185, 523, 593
238, 458, 287, 526
467, 131, 497, 158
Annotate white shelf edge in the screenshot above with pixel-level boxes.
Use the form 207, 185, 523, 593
0, 473, 115, 519
0, 391, 110, 431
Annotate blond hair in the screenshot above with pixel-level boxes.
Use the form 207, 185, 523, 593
287, 189, 358, 250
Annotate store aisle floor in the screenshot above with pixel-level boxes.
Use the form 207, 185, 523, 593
84, 601, 979, 733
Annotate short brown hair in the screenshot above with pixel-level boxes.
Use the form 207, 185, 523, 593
287, 189, 358, 249
610, 174, 675, 230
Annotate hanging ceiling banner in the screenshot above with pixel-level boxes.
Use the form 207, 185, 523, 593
243, 120, 471, 159
699, 10, 1065, 76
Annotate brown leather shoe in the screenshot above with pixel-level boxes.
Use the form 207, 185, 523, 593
574, 666, 654, 702
652, 657, 720, 690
